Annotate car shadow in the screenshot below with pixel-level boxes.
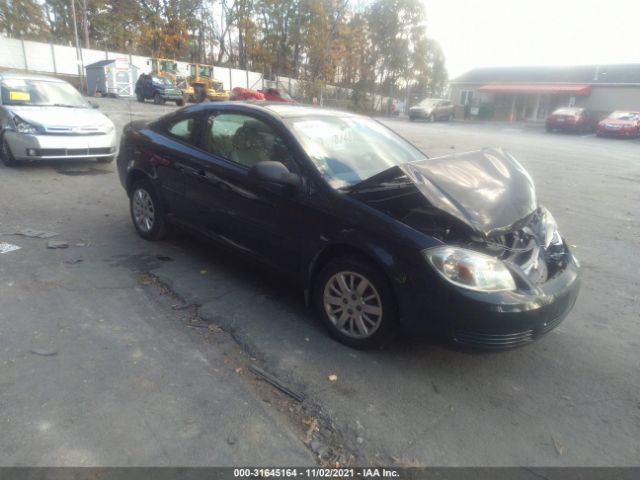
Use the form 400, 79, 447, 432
149, 228, 497, 362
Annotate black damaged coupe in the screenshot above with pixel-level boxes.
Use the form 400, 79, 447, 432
117, 103, 580, 349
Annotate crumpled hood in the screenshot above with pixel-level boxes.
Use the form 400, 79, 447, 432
349, 148, 538, 237
6, 106, 114, 130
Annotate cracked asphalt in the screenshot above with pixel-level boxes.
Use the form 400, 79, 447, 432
1, 97, 639, 466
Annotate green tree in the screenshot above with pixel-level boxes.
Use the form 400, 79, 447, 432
1, 0, 49, 39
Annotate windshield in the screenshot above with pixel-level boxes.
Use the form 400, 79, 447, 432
152, 76, 172, 86
608, 111, 640, 120
418, 99, 439, 107
1, 78, 88, 107
553, 108, 581, 116
159, 60, 175, 72
286, 115, 427, 189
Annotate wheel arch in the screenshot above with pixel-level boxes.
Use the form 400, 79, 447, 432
126, 169, 151, 197
306, 243, 400, 309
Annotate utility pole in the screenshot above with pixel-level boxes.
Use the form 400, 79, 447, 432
81, 0, 90, 49
70, 0, 86, 92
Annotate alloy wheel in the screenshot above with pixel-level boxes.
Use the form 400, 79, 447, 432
323, 271, 383, 339
132, 188, 155, 233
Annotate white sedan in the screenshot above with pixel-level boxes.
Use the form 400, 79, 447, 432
0, 72, 117, 166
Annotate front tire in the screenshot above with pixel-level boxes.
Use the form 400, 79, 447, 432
195, 85, 206, 103
153, 93, 165, 105
0, 137, 19, 167
313, 256, 398, 349
129, 179, 168, 241
136, 91, 144, 103
176, 99, 185, 107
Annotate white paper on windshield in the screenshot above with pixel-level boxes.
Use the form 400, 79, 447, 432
293, 120, 355, 150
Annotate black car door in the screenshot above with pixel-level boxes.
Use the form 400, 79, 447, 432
143, 77, 153, 98
151, 113, 204, 218
186, 109, 316, 275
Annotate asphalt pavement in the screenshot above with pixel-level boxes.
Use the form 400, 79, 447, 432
1, 98, 638, 466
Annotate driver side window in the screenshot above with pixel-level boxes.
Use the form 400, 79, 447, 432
203, 113, 295, 170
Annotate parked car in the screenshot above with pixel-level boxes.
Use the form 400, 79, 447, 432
230, 86, 294, 103
0, 73, 117, 166
409, 98, 454, 122
545, 107, 598, 133
230, 87, 265, 101
117, 103, 580, 349
260, 88, 294, 103
596, 111, 640, 138
136, 74, 185, 106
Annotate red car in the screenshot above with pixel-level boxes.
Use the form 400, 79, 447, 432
260, 88, 294, 102
596, 111, 640, 138
230, 87, 265, 101
545, 107, 597, 134
230, 87, 294, 103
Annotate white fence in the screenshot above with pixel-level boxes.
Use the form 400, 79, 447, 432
0, 36, 391, 111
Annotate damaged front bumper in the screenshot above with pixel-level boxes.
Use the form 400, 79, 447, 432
401, 243, 580, 349
447, 247, 580, 348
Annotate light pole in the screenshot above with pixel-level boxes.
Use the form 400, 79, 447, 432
70, 0, 86, 93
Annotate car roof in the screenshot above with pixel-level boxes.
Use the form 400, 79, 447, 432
179, 101, 362, 120
0, 72, 66, 83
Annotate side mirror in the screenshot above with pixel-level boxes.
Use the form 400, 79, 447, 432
248, 161, 302, 190
88, 101, 99, 109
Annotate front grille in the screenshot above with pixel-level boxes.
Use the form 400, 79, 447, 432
44, 127, 105, 135
31, 147, 114, 157
453, 329, 534, 348
540, 313, 564, 334
454, 310, 567, 349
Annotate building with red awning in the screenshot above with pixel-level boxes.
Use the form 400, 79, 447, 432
449, 64, 640, 122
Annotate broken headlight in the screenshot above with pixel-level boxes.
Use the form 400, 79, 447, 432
13, 115, 40, 134
424, 246, 516, 292
540, 207, 562, 248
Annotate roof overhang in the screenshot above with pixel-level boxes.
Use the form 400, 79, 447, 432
478, 84, 592, 96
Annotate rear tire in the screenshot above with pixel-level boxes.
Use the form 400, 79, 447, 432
0, 137, 19, 167
313, 255, 398, 349
129, 179, 168, 241
136, 91, 144, 103
176, 99, 185, 107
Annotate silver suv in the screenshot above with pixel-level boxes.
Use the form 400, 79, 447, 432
409, 98, 454, 122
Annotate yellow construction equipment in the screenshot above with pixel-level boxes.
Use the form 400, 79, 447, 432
187, 64, 230, 102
